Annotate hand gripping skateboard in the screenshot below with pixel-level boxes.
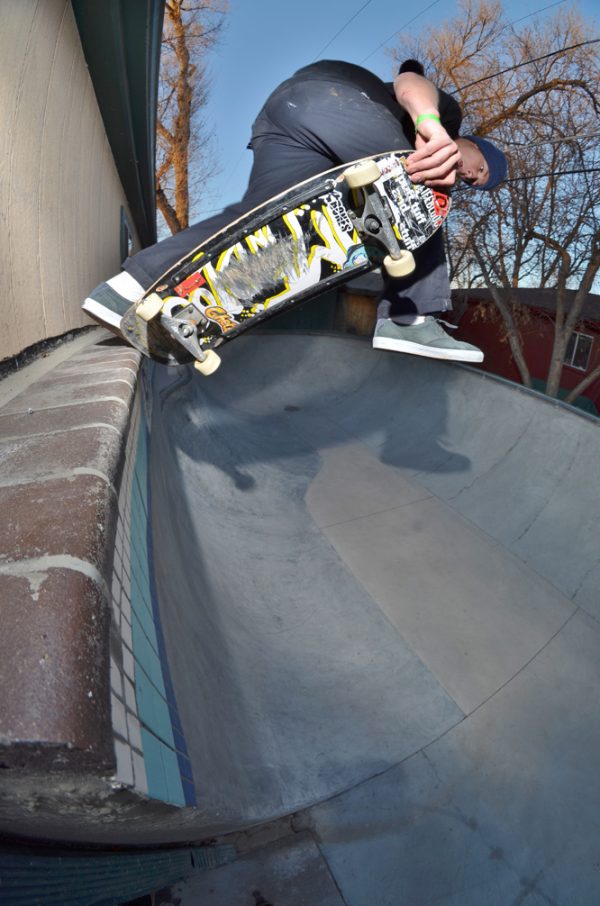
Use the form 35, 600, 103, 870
121, 151, 450, 375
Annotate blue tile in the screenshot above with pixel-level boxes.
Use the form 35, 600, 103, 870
151, 695, 175, 745
172, 726, 188, 756
134, 474, 150, 509
130, 576, 151, 623
161, 744, 186, 807
169, 706, 184, 736
131, 523, 149, 561
181, 777, 197, 807
130, 528, 149, 561
177, 753, 194, 785
132, 602, 159, 654
130, 593, 154, 638
135, 669, 173, 747
131, 614, 161, 679
135, 668, 158, 730
140, 728, 170, 803
164, 677, 177, 708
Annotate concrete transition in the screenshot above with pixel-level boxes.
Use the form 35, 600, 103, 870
143, 333, 598, 904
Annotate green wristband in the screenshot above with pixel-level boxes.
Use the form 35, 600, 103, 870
415, 113, 441, 131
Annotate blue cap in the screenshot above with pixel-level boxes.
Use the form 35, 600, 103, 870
462, 135, 508, 190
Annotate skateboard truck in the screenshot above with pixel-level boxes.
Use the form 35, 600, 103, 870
343, 160, 416, 278
136, 294, 221, 375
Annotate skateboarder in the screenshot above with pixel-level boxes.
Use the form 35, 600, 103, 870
84, 59, 507, 363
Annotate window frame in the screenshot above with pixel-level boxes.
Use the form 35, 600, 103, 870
564, 331, 594, 372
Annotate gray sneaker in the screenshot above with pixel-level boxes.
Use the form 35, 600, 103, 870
372, 317, 484, 363
82, 272, 144, 334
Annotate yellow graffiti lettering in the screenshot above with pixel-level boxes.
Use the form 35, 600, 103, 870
245, 225, 275, 253
282, 208, 309, 242
199, 261, 223, 306
322, 207, 357, 253
215, 242, 245, 272
309, 210, 348, 269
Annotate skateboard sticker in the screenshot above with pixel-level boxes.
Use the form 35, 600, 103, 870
369, 154, 449, 249
322, 188, 355, 236
204, 306, 239, 332
174, 272, 207, 297
432, 191, 450, 219
344, 244, 371, 268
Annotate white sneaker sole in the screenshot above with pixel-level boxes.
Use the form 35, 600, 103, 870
373, 336, 484, 363
82, 297, 123, 331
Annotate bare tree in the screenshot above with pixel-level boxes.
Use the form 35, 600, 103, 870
392, 0, 600, 402
156, 0, 228, 235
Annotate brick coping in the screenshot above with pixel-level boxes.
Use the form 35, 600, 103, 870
0, 331, 141, 773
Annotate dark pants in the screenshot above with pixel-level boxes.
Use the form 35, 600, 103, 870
124, 76, 451, 320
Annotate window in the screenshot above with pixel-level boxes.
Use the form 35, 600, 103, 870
120, 207, 134, 262
564, 331, 593, 371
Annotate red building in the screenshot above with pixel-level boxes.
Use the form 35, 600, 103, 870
452, 287, 600, 415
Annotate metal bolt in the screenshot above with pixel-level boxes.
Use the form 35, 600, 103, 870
365, 215, 381, 234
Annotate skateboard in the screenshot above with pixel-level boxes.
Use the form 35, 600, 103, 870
121, 151, 450, 374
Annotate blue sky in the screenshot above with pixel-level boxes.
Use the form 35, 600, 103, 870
191, 0, 598, 221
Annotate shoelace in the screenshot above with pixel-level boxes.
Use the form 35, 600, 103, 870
435, 317, 458, 331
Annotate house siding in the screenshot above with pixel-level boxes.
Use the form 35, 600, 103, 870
0, 0, 140, 361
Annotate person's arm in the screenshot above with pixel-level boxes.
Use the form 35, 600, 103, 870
393, 72, 461, 187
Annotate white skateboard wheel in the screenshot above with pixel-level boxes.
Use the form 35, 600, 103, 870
383, 251, 416, 277
193, 349, 221, 376
136, 293, 164, 322
343, 160, 381, 189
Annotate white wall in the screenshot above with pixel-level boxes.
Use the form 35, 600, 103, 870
0, 0, 141, 360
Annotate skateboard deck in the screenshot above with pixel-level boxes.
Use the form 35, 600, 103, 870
121, 150, 450, 374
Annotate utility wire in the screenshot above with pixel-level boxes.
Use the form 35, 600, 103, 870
452, 167, 600, 194
509, 167, 600, 179
359, 0, 444, 64
487, 167, 600, 185
504, 132, 600, 146
312, 0, 375, 62
453, 38, 600, 93
357, 0, 568, 69
501, 0, 567, 32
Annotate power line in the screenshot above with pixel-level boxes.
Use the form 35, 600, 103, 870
504, 132, 600, 146
510, 167, 600, 179
357, 0, 569, 70
491, 167, 600, 185
452, 167, 600, 194
501, 0, 567, 32
453, 38, 600, 93
359, 0, 444, 65
312, 0, 375, 62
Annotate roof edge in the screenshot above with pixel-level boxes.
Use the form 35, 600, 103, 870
71, 0, 165, 247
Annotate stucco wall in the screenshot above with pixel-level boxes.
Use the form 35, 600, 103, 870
0, 0, 140, 361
